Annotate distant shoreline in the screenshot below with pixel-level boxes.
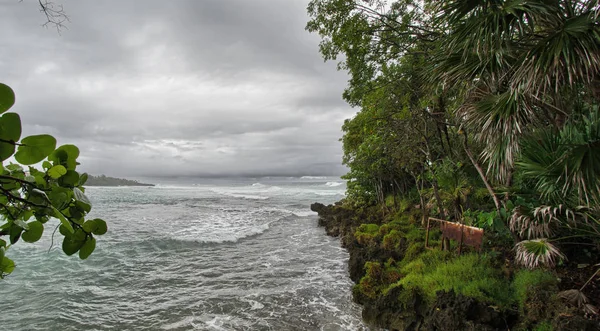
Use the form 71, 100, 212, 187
85, 175, 155, 187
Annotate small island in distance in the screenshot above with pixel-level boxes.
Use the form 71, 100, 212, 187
85, 175, 155, 187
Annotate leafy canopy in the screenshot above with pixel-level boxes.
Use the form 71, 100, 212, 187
0, 82, 107, 279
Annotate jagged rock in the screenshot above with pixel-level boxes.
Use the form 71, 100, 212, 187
422, 291, 516, 331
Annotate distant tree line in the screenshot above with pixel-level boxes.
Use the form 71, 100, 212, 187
86, 175, 154, 187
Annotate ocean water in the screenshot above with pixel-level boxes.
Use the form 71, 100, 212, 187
0, 177, 367, 330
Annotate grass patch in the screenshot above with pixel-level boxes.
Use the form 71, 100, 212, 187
397, 252, 513, 307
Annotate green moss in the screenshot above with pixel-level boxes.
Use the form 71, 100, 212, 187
512, 269, 557, 313
382, 230, 403, 250
397, 253, 512, 306
355, 223, 380, 245
378, 221, 403, 236
512, 269, 559, 325
404, 242, 425, 262
356, 259, 403, 299
532, 321, 553, 331
405, 226, 425, 243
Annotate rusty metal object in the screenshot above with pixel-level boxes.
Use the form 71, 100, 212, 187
425, 217, 484, 254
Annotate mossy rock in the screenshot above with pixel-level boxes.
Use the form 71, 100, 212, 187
355, 223, 380, 245
422, 291, 518, 331
382, 230, 404, 251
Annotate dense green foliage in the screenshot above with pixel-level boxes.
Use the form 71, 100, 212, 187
308, 0, 600, 268
308, 0, 600, 327
0, 83, 107, 278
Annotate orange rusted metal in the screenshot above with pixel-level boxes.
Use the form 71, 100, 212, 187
425, 217, 484, 254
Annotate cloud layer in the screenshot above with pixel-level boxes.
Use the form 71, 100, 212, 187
0, 0, 354, 177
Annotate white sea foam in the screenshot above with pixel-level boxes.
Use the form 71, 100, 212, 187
257, 206, 316, 218
292, 210, 317, 217
315, 191, 345, 196
176, 223, 271, 244
300, 176, 328, 179
227, 193, 269, 200
325, 181, 343, 187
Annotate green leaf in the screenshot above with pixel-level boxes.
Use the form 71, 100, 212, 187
49, 145, 79, 170
0, 83, 15, 114
506, 200, 514, 211
0, 112, 21, 142
499, 208, 507, 220
0, 256, 15, 275
82, 219, 97, 233
62, 236, 83, 256
21, 221, 44, 243
74, 200, 91, 213
91, 219, 107, 235
79, 173, 89, 186
58, 224, 70, 236
42, 161, 52, 169
14, 134, 57, 165
48, 165, 67, 179
79, 236, 96, 259
51, 206, 73, 234
0, 139, 15, 162
30, 188, 50, 204
48, 187, 71, 210
60, 170, 79, 186
9, 223, 22, 244
0, 239, 6, 247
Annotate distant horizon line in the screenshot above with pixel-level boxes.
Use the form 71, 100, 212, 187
88, 174, 346, 179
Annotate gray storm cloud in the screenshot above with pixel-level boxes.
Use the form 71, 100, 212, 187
0, 0, 353, 177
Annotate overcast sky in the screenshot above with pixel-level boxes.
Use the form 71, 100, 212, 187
0, 0, 354, 177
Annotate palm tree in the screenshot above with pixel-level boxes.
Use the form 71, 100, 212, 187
431, 0, 600, 262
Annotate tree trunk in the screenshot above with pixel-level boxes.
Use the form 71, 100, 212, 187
432, 179, 446, 220
462, 135, 501, 213
462, 133, 520, 243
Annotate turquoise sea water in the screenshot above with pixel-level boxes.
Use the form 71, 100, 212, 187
0, 177, 366, 330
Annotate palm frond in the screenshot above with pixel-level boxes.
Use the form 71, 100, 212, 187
517, 109, 600, 205
514, 5, 600, 94
558, 289, 589, 307
460, 88, 539, 183
510, 205, 554, 239
515, 238, 566, 269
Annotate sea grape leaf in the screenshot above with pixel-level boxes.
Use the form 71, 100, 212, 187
49, 144, 79, 170
91, 219, 107, 235
48, 165, 67, 179
21, 221, 44, 243
14, 134, 57, 165
79, 237, 96, 259
9, 223, 22, 244
0, 112, 21, 142
62, 236, 83, 256
79, 173, 89, 186
0, 83, 15, 114
60, 170, 79, 187
0, 256, 15, 275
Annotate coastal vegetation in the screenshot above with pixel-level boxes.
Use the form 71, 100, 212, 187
308, 0, 599, 329
0, 83, 106, 278
85, 175, 154, 187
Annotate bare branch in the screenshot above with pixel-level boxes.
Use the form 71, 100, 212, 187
35, 0, 70, 33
